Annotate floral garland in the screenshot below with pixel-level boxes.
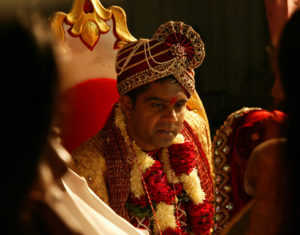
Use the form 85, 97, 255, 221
114, 104, 214, 234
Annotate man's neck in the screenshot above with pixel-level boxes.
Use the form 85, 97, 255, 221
126, 122, 157, 152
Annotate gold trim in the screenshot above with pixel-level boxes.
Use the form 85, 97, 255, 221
66, 0, 111, 25
49, 12, 67, 43
152, 21, 205, 69
109, 6, 136, 49
117, 41, 162, 62
91, 0, 112, 20
50, 0, 136, 49
212, 107, 262, 232
66, 0, 110, 36
117, 58, 196, 96
80, 20, 101, 47
119, 48, 171, 73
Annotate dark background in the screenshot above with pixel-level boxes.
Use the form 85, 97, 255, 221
32, 0, 275, 136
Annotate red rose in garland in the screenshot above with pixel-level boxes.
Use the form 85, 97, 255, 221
143, 160, 175, 204
161, 221, 188, 235
162, 227, 182, 235
129, 194, 149, 208
168, 140, 196, 176
187, 200, 214, 234
173, 183, 183, 196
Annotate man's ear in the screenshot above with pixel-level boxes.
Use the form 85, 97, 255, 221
119, 95, 133, 119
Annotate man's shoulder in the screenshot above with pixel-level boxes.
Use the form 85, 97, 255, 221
71, 131, 106, 170
184, 109, 212, 165
185, 109, 208, 130
72, 131, 104, 156
184, 109, 211, 142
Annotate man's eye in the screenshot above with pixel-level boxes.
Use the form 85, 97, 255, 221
151, 103, 163, 109
175, 102, 186, 110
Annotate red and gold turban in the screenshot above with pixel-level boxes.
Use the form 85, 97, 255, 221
116, 21, 205, 97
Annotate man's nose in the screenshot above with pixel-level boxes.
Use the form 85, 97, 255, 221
162, 107, 178, 122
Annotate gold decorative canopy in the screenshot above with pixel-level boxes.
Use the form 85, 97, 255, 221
50, 0, 136, 50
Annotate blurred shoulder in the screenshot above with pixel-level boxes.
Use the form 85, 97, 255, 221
250, 137, 287, 163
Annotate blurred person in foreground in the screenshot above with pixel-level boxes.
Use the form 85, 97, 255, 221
212, 1, 300, 233
243, 8, 300, 235
0, 9, 60, 233
0, 9, 148, 235
220, 7, 300, 235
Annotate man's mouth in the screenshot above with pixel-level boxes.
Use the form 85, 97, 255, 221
156, 130, 177, 137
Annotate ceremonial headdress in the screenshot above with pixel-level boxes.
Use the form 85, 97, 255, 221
116, 21, 205, 97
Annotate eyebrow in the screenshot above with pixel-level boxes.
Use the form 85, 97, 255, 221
144, 97, 188, 103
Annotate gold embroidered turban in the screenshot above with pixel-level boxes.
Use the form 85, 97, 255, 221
116, 21, 205, 97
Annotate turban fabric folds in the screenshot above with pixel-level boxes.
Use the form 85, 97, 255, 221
116, 21, 205, 97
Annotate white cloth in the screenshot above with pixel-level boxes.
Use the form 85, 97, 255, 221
61, 169, 149, 235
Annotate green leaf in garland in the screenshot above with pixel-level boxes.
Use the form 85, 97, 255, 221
177, 190, 190, 204
125, 202, 155, 219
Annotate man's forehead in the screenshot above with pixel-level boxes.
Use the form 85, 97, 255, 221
148, 80, 185, 93
142, 93, 188, 104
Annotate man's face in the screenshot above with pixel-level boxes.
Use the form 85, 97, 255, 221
124, 80, 188, 151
